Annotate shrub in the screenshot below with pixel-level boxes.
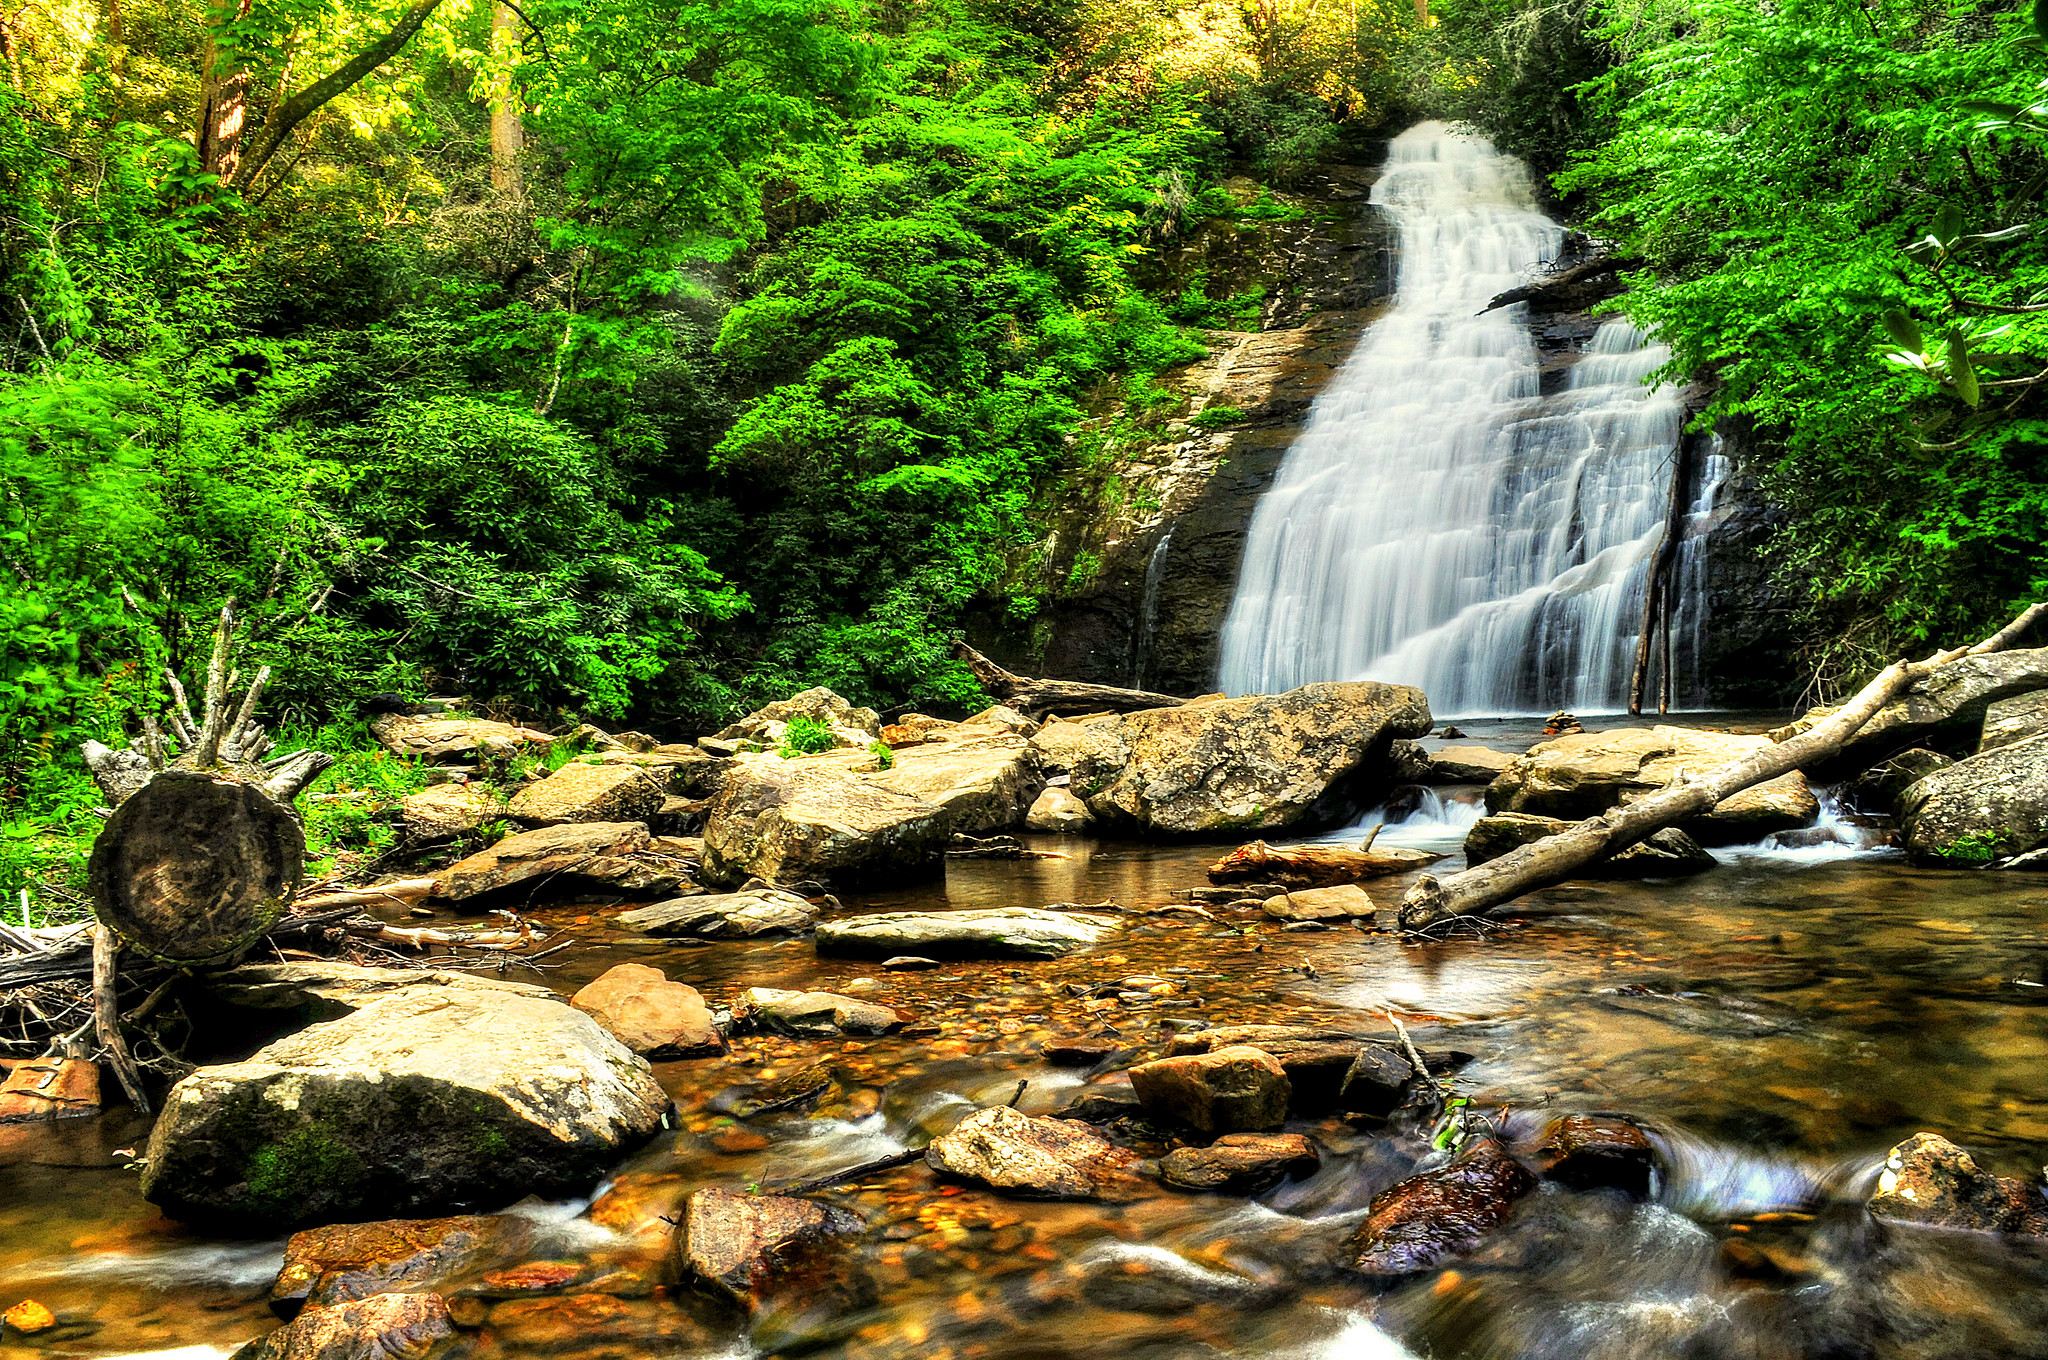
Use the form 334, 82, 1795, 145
779, 714, 838, 757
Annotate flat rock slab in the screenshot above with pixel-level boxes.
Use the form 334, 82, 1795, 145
142, 990, 669, 1230
734, 987, 903, 1036
925, 1106, 1147, 1200
814, 908, 1120, 960
1425, 745, 1518, 784
509, 761, 665, 826
1160, 1133, 1320, 1192
206, 961, 553, 1019
1345, 1140, 1536, 1277
435, 821, 681, 904
271, 1215, 528, 1314
616, 888, 818, 938
871, 736, 1044, 835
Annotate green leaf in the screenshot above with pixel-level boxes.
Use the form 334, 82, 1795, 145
1933, 203, 1965, 247
2034, 0, 2047, 44
1881, 308, 1924, 352
1947, 330, 1982, 408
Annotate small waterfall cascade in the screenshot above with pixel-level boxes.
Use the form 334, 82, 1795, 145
1129, 527, 1175, 690
1217, 121, 1726, 714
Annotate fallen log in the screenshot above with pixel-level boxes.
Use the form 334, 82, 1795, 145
1479, 252, 1643, 315
1209, 839, 1444, 889
951, 640, 1186, 717
1399, 603, 2048, 933
290, 877, 440, 913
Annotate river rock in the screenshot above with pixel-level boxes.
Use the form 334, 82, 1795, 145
1868, 1132, 2048, 1234
478, 1293, 717, 1352
1128, 1045, 1289, 1134
235, 1291, 454, 1360
1844, 748, 1953, 817
1425, 744, 1518, 784
1534, 1114, 1657, 1197
400, 783, 502, 841
0, 1056, 99, 1122
1979, 689, 2048, 752
1344, 1140, 1537, 1277
700, 761, 950, 887
676, 1186, 871, 1321
1485, 726, 1817, 845
616, 887, 818, 938
1026, 786, 1096, 833
271, 1215, 524, 1315
1159, 1133, 1320, 1192
509, 761, 665, 826
141, 990, 669, 1230
370, 714, 553, 763
1026, 718, 1127, 779
1261, 883, 1372, 921
1898, 733, 2048, 865
924, 1105, 1147, 1200
1463, 813, 1717, 876
1774, 647, 2048, 773
571, 964, 723, 1058
203, 961, 553, 1022
815, 907, 1119, 959
872, 734, 1044, 834
714, 687, 881, 751
1074, 682, 1433, 836
436, 821, 683, 903
1165, 1025, 1416, 1115
733, 987, 903, 1037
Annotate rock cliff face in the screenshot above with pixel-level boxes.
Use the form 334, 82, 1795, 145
972, 155, 1789, 705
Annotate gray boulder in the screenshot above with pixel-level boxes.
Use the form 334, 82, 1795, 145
814, 907, 1119, 960
1773, 647, 2048, 773
1025, 786, 1095, 833
1980, 689, 2048, 753
1899, 733, 2048, 865
141, 990, 669, 1230
872, 734, 1044, 834
700, 761, 950, 887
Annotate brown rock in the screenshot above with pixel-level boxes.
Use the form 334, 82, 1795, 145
1534, 1114, 1657, 1197
2, 1299, 55, 1334
733, 987, 903, 1037
400, 783, 502, 842
1869, 1131, 2048, 1235
235, 1291, 453, 1360
1261, 883, 1372, 921
700, 761, 950, 888
270, 1215, 519, 1315
482, 1292, 715, 1352
1128, 1045, 1290, 1134
369, 714, 552, 763
1159, 1133, 1320, 1192
924, 1105, 1148, 1200
1161, 1026, 1413, 1114
676, 1186, 871, 1319
872, 734, 1044, 834
1345, 1140, 1537, 1277
1425, 744, 1517, 784
571, 964, 723, 1058
1025, 786, 1095, 833
1463, 813, 1716, 876
436, 821, 681, 903
0, 1056, 99, 1123
509, 762, 665, 827
582, 1171, 687, 1239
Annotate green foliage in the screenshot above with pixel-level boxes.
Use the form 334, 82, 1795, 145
778, 715, 839, 757
1933, 828, 2010, 865
869, 739, 895, 769
1191, 403, 1247, 428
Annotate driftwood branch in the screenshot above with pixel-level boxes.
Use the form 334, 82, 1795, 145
1400, 602, 2048, 932
93, 929, 151, 1113
951, 640, 1186, 717
1480, 252, 1644, 315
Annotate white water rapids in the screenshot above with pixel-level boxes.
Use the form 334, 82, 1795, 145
1217, 121, 1725, 714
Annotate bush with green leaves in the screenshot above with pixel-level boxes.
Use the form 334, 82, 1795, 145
778, 715, 839, 757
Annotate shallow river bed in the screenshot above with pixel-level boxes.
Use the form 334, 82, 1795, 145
5, 724, 2048, 1360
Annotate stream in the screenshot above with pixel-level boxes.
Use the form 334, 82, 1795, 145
5, 715, 2047, 1360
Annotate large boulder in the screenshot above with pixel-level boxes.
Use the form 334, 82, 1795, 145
435, 821, 682, 904
400, 783, 502, 842
712, 687, 881, 752
1344, 1140, 1537, 1277
1898, 734, 2048, 865
369, 714, 552, 764
1868, 1132, 2048, 1235
871, 734, 1044, 834
814, 907, 1119, 960
1069, 682, 1433, 837
1463, 813, 1717, 877
508, 761, 665, 826
1025, 786, 1095, 833
141, 990, 669, 1230
1485, 726, 1817, 845
1128, 1046, 1290, 1134
615, 887, 818, 938
1773, 647, 2048, 774
924, 1105, 1146, 1200
570, 963, 723, 1058
700, 761, 950, 887
1980, 689, 2048, 753
203, 962, 553, 1020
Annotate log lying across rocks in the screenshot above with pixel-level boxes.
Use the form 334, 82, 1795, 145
1209, 839, 1444, 889
1399, 603, 2048, 933
951, 640, 1187, 718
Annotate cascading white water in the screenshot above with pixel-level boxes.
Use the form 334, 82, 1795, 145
1217, 121, 1723, 715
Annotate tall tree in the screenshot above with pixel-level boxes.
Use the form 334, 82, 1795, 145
489, 0, 524, 196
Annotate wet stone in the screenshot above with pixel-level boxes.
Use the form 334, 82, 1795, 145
270, 1214, 524, 1316
1868, 1131, 2048, 1235
925, 1105, 1149, 1200
481, 1292, 718, 1357
1074, 1248, 1281, 1314
1128, 1046, 1291, 1134
1345, 1140, 1538, 1278
1159, 1133, 1321, 1192
734, 986, 904, 1037
234, 1291, 454, 1360
1535, 1113, 1658, 1197
675, 1186, 873, 1338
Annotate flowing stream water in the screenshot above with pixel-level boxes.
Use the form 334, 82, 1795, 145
1217, 122, 1725, 714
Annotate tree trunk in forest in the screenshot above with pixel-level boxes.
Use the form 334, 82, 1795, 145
950, 640, 1189, 717
489, 1, 524, 197
194, 2, 254, 181
1629, 439, 1691, 716
1398, 602, 2048, 933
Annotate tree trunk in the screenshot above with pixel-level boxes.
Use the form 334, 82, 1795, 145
951, 640, 1188, 717
194, 0, 254, 180
489, 1, 524, 197
1208, 839, 1444, 889
1629, 438, 1691, 716
1398, 602, 2048, 932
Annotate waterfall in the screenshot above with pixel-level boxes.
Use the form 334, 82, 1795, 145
1130, 527, 1174, 690
1216, 121, 1722, 715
